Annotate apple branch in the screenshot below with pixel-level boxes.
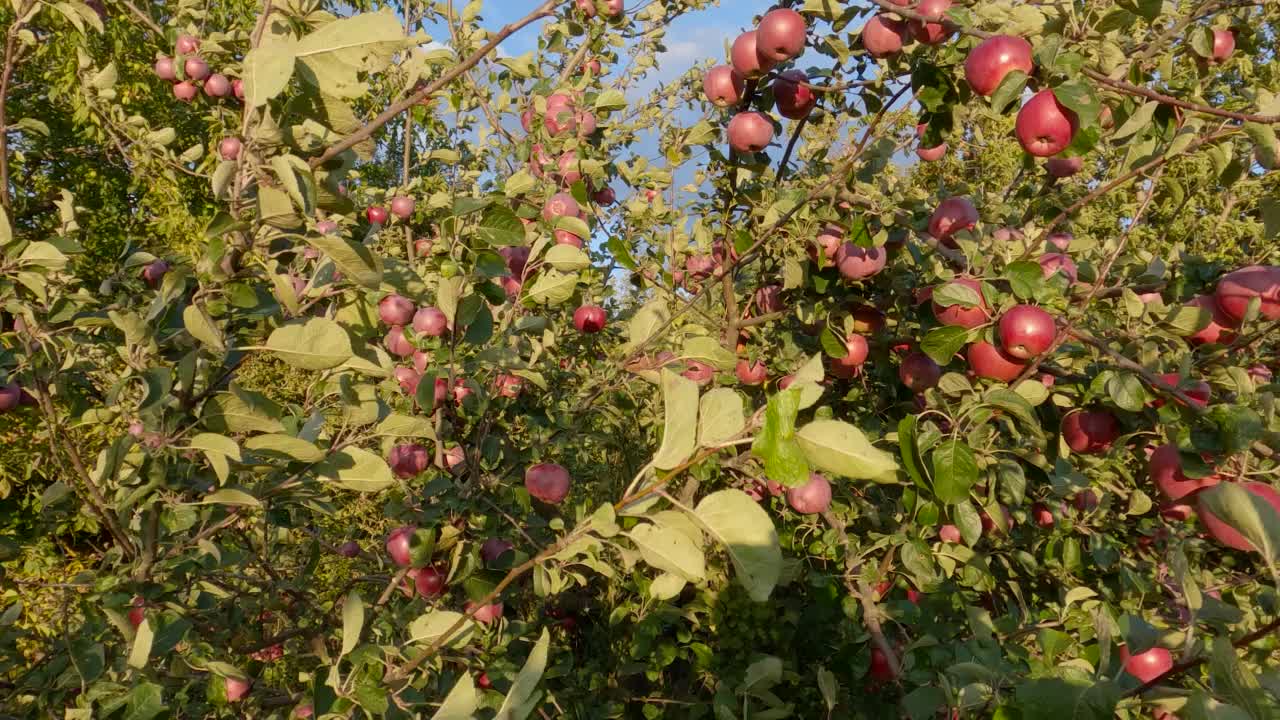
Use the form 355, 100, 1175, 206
0, 1, 34, 212
309, 0, 560, 169
1068, 329, 1210, 415
1120, 615, 1280, 697
118, 0, 166, 37
822, 510, 899, 680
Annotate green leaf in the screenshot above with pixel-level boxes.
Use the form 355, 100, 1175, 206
1106, 373, 1146, 412
304, 233, 383, 288
18, 241, 68, 270
751, 389, 810, 487
1007, 261, 1044, 300
294, 10, 405, 99
932, 440, 978, 504
627, 523, 706, 581
495, 628, 551, 720
594, 89, 627, 110
266, 317, 354, 370
698, 388, 745, 447
431, 674, 479, 720
188, 433, 242, 461
898, 416, 927, 490
933, 282, 983, 308
191, 489, 259, 507
682, 336, 737, 371
122, 681, 167, 720
543, 244, 590, 272
692, 489, 782, 602
626, 300, 669, 352
242, 41, 296, 107
1013, 671, 1119, 720
408, 610, 476, 648
340, 591, 362, 657
201, 390, 285, 434
182, 305, 225, 353
653, 370, 699, 470
1198, 483, 1280, 562
525, 269, 577, 306
788, 353, 826, 409
990, 69, 1028, 114
984, 388, 1041, 432
954, 500, 982, 545
127, 618, 153, 669
903, 686, 946, 720
795, 419, 898, 482
921, 326, 970, 366
244, 433, 325, 463
318, 447, 395, 492
478, 205, 524, 246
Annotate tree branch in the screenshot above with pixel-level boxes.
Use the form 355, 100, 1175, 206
1122, 615, 1280, 697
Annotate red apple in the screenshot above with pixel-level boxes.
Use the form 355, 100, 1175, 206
1198, 481, 1280, 552
154, 56, 176, 80
1184, 294, 1235, 345
525, 463, 571, 504
481, 538, 514, 564
861, 15, 907, 58
998, 305, 1056, 359
576, 110, 597, 136
967, 341, 1026, 382
830, 334, 869, 379
379, 294, 416, 326
128, 596, 145, 627
414, 236, 432, 257
203, 73, 230, 97
909, 0, 953, 45
1038, 253, 1078, 282
465, 601, 504, 624
1046, 156, 1083, 178
727, 111, 774, 153
499, 246, 531, 278
1148, 444, 1220, 501
1210, 29, 1235, 63
916, 124, 947, 162
384, 326, 414, 357
593, 186, 616, 205
786, 473, 832, 514
573, 305, 607, 333
755, 284, 784, 314
757, 8, 806, 63
389, 443, 430, 479
1120, 645, 1173, 684
184, 57, 209, 81
337, 541, 360, 557
869, 647, 895, 682
1046, 231, 1073, 251
932, 277, 989, 328
494, 373, 524, 398
142, 260, 170, 287
1154, 373, 1211, 408
730, 30, 776, 78
386, 525, 416, 566
476, 672, 492, 689
928, 196, 979, 247
173, 81, 198, 101
556, 151, 583, 187
543, 192, 582, 221
1016, 90, 1078, 157
736, 359, 767, 386
774, 70, 817, 120
1031, 503, 1054, 527
452, 378, 473, 405
413, 307, 448, 337
218, 137, 241, 161
553, 229, 583, 247
835, 243, 887, 279
683, 360, 715, 385
225, 677, 252, 702
394, 367, 421, 395
544, 93, 578, 136
1062, 410, 1118, 454
390, 195, 415, 220
232, 78, 244, 100
414, 566, 446, 599
366, 206, 388, 224
703, 65, 746, 108
899, 353, 941, 392
1213, 265, 1280, 324
175, 34, 200, 54
938, 524, 962, 543
964, 35, 1033, 96
1072, 490, 1099, 512
580, 57, 602, 76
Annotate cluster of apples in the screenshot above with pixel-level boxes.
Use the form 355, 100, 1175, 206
702, 8, 811, 153
364, 194, 416, 226
1180, 265, 1280, 346
573, 0, 623, 20
153, 34, 242, 103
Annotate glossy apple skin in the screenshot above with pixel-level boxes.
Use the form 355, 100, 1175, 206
1038, 253, 1078, 282
543, 192, 582, 221
390, 196, 415, 220
909, 0, 953, 45
774, 70, 817, 120
964, 35, 1033, 96
1120, 645, 1173, 684
1148, 444, 1220, 502
573, 305, 607, 333
916, 124, 947, 161
735, 359, 767, 386
1199, 481, 1280, 552
184, 57, 209, 81
932, 277, 988, 328
1046, 156, 1083, 178
593, 186, 616, 205
999, 305, 1056, 359
928, 196, 979, 247
730, 31, 776, 78
727, 112, 774, 153
899, 353, 941, 391
967, 341, 1026, 382
413, 307, 449, 337
862, 15, 907, 58
1016, 90, 1079, 157
204, 73, 230, 97
1214, 265, 1280, 324
379, 294, 416, 326
525, 463, 571, 504
1184, 294, 1235, 345
384, 326, 414, 357
173, 81, 198, 101
755, 284, 784, 314
1061, 410, 1118, 454
786, 473, 832, 514
226, 677, 252, 702
414, 566, 446, 598
465, 601, 504, 624
386, 526, 416, 567
1211, 29, 1235, 63
757, 8, 806, 62
701, 64, 746, 109
830, 334, 870, 379
834, 243, 887, 280
366, 206, 388, 224
1153, 373, 1211, 408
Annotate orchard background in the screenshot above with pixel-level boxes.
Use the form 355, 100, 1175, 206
0, 0, 1278, 717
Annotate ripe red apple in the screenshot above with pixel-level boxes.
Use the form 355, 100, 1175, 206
1184, 294, 1235, 345
494, 373, 524, 398
899, 353, 941, 392
1154, 373, 1211, 408
1120, 645, 1173, 684
703, 65, 745, 107
928, 196, 979, 247
499, 246, 531, 278
731, 30, 777, 78
1072, 490, 1099, 512
1148, 444, 1220, 501
964, 35, 1033, 96
481, 538, 514, 564
142, 259, 170, 287
967, 341, 1026, 382
366, 206, 388, 224
525, 463, 571, 504
476, 672, 492, 689
774, 70, 817, 120
218, 137, 241, 161
390, 195, 415, 220
1213, 265, 1280, 324
337, 541, 360, 557
757, 8, 806, 62
727, 111, 774, 153
225, 676, 252, 702
1046, 231, 1073, 251
384, 326, 414, 357
785, 473, 832, 514
394, 367, 421, 395
580, 57, 602, 76
909, 0, 953, 45
861, 15, 907, 58
1046, 156, 1083, 178
184, 57, 209, 81
830, 334, 870, 379
1061, 410, 1118, 454
128, 596, 145, 627
916, 124, 947, 162
176, 34, 200, 54
1199, 481, 1280, 552
553, 229, 583, 247
998, 305, 1056, 359
592, 186, 616, 205
379, 294, 416, 326
683, 360, 715, 385
543, 192, 582, 221
1016, 90, 1079, 157
413, 307, 448, 337
386, 525, 416, 566
735, 359, 767, 386
1038, 253, 1078, 282
1210, 29, 1235, 63
754, 284, 784, 314
444, 444, 466, 469
557, 151, 582, 186
835, 243, 886, 280
451, 378, 473, 405
232, 78, 244, 100
414, 236, 432, 257
576, 110, 597, 136
932, 277, 989, 328
465, 601, 504, 624
173, 81, 198, 101
315, 220, 338, 235
154, 56, 176, 80
938, 524, 962, 543
204, 73, 230, 97
389, 443, 430, 479
415, 566, 446, 599
868, 646, 895, 683
573, 305, 607, 333
1031, 503, 1054, 528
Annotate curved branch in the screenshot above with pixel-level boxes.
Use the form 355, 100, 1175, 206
1083, 69, 1280, 125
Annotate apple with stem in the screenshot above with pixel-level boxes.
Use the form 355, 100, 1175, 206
964, 34, 1033, 96
909, 0, 953, 45
756, 8, 806, 62
830, 333, 869, 379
